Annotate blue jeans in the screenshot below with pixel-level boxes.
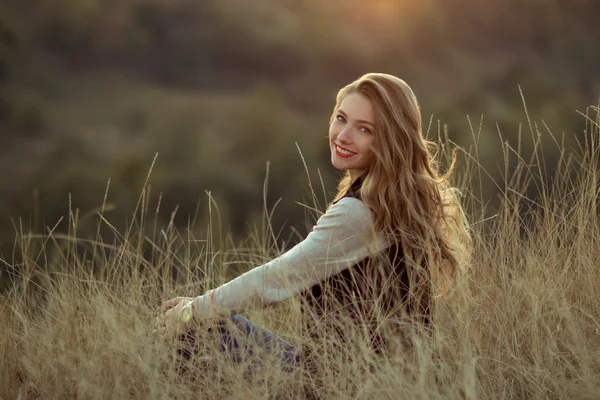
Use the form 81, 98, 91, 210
178, 314, 301, 373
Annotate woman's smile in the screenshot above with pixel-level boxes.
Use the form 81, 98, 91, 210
334, 144, 357, 158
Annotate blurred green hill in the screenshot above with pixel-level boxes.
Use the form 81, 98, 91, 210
0, 0, 598, 276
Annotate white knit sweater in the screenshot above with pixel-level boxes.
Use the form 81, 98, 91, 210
193, 197, 389, 320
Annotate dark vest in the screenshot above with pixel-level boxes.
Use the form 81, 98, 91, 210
300, 177, 431, 354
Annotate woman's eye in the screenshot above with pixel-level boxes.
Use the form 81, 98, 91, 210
336, 115, 345, 122
361, 127, 371, 134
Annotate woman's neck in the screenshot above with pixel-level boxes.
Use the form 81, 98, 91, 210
349, 170, 365, 184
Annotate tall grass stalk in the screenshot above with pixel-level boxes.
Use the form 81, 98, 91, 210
1, 107, 599, 399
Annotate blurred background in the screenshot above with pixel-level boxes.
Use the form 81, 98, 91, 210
0, 0, 598, 266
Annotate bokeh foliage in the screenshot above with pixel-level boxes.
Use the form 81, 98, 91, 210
0, 0, 598, 287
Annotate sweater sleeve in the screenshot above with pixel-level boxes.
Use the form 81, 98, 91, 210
193, 197, 389, 320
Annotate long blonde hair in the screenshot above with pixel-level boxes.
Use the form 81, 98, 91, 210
331, 73, 472, 293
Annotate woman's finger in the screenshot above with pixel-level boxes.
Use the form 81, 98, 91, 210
164, 307, 176, 319
160, 297, 183, 314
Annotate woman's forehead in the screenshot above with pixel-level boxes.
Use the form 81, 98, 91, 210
338, 93, 375, 124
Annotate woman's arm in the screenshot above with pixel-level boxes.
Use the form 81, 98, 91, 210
192, 197, 389, 320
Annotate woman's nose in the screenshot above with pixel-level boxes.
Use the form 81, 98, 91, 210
337, 126, 353, 143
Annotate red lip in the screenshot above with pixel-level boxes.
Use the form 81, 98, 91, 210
334, 144, 356, 158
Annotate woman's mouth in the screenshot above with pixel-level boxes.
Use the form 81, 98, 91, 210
334, 144, 357, 158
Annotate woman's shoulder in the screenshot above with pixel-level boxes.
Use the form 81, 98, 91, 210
328, 175, 371, 223
325, 193, 373, 229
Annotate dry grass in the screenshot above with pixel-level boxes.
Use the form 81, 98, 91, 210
1, 107, 600, 399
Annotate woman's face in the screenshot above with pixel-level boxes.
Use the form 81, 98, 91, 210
329, 92, 376, 181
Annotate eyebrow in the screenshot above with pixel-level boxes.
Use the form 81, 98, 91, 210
338, 109, 375, 128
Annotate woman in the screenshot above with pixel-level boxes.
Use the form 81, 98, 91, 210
156, 73, 471, 373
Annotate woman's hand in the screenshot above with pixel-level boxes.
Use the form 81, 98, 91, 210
156, 297, 195, 340
159, 296, 195, 316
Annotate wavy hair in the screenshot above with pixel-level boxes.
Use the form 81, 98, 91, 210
330, 73, 472, 294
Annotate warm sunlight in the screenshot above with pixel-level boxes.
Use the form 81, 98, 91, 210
320, 0, 424, 23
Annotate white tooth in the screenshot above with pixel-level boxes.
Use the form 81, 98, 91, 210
337, 145, 354, 155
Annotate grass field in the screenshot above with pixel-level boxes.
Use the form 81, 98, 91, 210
1, 108, 599, 399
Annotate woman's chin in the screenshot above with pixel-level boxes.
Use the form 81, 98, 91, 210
331, 159, 347, 171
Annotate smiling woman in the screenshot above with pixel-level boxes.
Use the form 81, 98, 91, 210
156, 72, 472, 385
329, 92, 377, 181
